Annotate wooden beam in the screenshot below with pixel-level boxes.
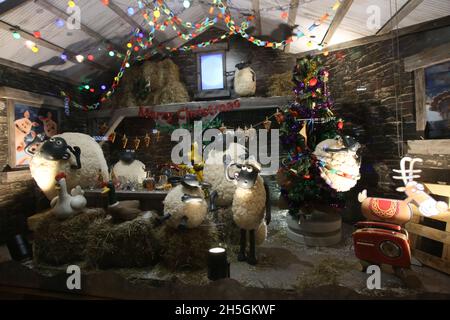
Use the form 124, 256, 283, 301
107, 0, 144, 32
284, 0, 299, 53
320, 0, 354, 47
404, 42, 450, 72
0, 57, 78, 86
0, 86, 64, 108
0, 0, 30, 18
105, 0, 162, 53
0, 20, 109, 71
298, 15, 450, 57
251, 0, 262, 36
376, 0, 424, 35
34, 0, 125, 55
414, 69, 426, 132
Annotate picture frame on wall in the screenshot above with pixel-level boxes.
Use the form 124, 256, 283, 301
8, 101, 61, 168
2, 87, 64, 169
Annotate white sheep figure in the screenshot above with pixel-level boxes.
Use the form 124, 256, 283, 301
203, 142, 247, 206
161, 175, 209, 229
226, 157, 271, 265
30, 132, 109, 200
112, 159, 146, 185
313, 136, 361, 192
234, 62, 256, 97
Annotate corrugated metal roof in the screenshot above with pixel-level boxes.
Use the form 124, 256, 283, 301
0, 0, 449, 85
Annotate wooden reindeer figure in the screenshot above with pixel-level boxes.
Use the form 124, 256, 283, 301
359, 157, 448, 222
353, 157, 448, 282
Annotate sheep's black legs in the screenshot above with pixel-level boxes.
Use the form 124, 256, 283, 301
238, 229, 247, 261
247, 230, 257, 265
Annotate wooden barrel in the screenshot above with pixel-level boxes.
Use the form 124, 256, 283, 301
286, 210, 342, 246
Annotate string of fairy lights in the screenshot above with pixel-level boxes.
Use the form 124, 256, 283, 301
11, 0, 343, 111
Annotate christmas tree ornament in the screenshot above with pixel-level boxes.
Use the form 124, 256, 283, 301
275, 109, 284, 124
337, 119, 344, 130
309, 77, 318, 87
156, 130, 161, 142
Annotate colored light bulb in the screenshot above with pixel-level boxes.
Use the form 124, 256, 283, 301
12, 31, 21, 39
76, 54, 84, 63
109, 51, 115, 57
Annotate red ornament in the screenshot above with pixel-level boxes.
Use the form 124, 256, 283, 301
289, 109, 299, 118
296, 146, 302, 153
311, 92, 316, 98
309, 78, 318, 87
337, 120, 344, 130
87, 54, 94, 61
275, 109, 284, 124
304, 174, 311, 180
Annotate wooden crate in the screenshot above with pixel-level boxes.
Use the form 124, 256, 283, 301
406, 205, 450, 275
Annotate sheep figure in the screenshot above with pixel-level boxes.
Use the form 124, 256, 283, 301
234, 62, 256, 97
203, 142, 247, 207
112, 150, 146, 186
313, 135, 361, 192
30, 132, 109, 200
226, 157, 271, 265
160, 175, 217, 229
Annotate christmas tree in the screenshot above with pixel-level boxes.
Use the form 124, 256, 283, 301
277, 55, 346, 218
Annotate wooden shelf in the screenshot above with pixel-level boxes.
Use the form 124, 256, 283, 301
0, 170, 32, 183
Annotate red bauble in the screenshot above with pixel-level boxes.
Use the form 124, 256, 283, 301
309, 78, 318, 87
311, 92, 316, 98
304, 174, 311, 180
275, 112, 284, 124
337, 120, 344, 130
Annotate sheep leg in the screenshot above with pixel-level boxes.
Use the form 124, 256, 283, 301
247, 229, 257, 265
238, 229, 247, 261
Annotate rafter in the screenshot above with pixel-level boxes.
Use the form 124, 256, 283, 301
251, 0, 262, 36
34, 0, 125, 55
284, 0, 300, 53
0, 19, 109, 71
0, 56, 79, 86
0, 0, 30, 18
376, 0, 424, 35
320, 0, 353, 47
105, 0, 162, 53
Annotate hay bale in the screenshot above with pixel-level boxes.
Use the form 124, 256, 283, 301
85, 215, 160, 269
33, 208, 105, 265
156, 219, 220, 270
216, 207, 240, 245
155, 81, 190, 105
267, 71, 294, 97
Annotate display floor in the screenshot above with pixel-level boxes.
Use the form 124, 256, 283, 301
1, 208, 450, 300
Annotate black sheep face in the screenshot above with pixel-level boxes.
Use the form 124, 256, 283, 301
235, 164, 259, 189
40, 137, 71, 161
